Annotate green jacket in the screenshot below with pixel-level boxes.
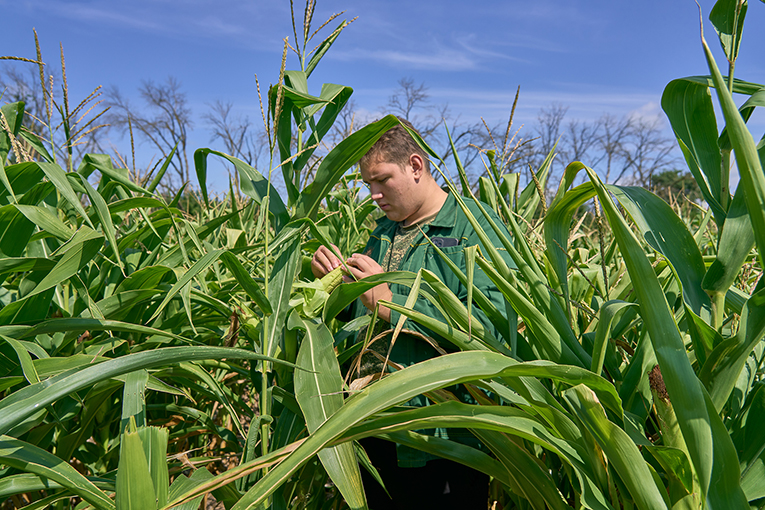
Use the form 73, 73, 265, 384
351, 191, 516, 466
355, 190, 515, 360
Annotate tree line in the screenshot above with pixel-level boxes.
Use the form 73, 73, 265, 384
1, 61, 693, 202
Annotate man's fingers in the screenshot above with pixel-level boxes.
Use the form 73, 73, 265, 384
311, 246, 343, 278
347, 254, 382, 273
346, 254, 384, 281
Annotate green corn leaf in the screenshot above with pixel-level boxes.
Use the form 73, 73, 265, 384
294, 115, 400, 220
0, 473, 109, 499
345, 402, 610, 510
0, 335, 40, 384
582, 161, 748, 507
475, 255, 579, 365
439, 179, 590, 366
418, 269, 505, 353
0, 435, 115, 510
0, 203, 35, 257
265, 237, 300, 358
79, 154, 151, 195
178, 361, 246, 438
710, 0, 748, 64
544, 165, 591, 307
272, 72, 328, 107
422, 238, 511, 344
702, 30, 765, 272
305, 19, 352, 77
0, 346, 288, 435
702, 183, 755, 296
137, 425, 170, 509
563, 385, 669, 510
0, 101, 25, 165
381, 300, 484, 354
2, 162, 45, 198
292, 83, 354, 172
518, 144, 555, 223
121, 370, 148, 433
220, 251, 272, 315
167, 352, 618, 510
381, 430, 514, 495
294, 316, 367, 510
610, 185, 710, 317
167, 468, 212, 510
108, 196, 172, 214
322, 270, 504, 353
87, 289, 162, 321
37, 162, 94, 228
661, 79, 726, 222
117, 419, 158, 510
194, 148, 288, 230
25, 226, 103, 300
735, 383, 765, 501
149, 144, 177, 194
0, 157, 14, 207
75, 173, 124, 270
13, 204, 74, 241
115, 265, 174, 294
591, 301, 637, 375
17, 318, 190, 343
700, 287, 765, 411
148, 250, 223, 323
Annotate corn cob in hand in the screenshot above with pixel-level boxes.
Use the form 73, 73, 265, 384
320, 266, 345, 294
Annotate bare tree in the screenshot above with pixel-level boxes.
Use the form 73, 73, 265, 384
0, 66, 47, 130
613, 116, 678, 186
563, 118, 600, 164
535, 103, 569, 158
506, 104, 678, 193
106, 77, 192, 192
203, 100, 266, 168
326, 98, 359, 145
383, 77, 495, 185
592, 114, 633, 184
388, 78, 432, 126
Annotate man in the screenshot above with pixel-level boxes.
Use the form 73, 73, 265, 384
311, 118, 514, 509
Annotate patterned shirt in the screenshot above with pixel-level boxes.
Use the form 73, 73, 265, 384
358, 213, 438, 376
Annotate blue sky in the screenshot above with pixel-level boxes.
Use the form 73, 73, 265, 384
3, 0, 765, 190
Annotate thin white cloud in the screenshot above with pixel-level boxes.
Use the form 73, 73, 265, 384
366, 49, 478, 71
13, 0, 289, 47
330, 33, 528, 72
422, 87, 666, 126
453, 34, 530, 63
627, 101, 667, 124
46, 2, 166, 32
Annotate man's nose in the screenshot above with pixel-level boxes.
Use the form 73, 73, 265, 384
369, 185, 383, 200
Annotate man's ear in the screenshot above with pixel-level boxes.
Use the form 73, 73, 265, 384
409, 154, 425, 178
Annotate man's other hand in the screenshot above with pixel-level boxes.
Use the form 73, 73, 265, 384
346, 254, 392, 321
312, 244, 343, 278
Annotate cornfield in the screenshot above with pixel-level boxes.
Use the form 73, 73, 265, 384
1, 1, 764, 509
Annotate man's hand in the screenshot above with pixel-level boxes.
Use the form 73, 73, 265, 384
346, 253, 392, 322
311, 244, 343, 278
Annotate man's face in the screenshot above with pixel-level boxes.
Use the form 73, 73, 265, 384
360, 158, 420, 224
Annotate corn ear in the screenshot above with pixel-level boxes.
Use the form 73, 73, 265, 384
320, 266, 345, 294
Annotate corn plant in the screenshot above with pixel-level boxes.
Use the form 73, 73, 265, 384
3, 1, 765, 510
165, 2, 765, 510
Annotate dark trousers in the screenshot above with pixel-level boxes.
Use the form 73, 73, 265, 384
359, 438, 489, 510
